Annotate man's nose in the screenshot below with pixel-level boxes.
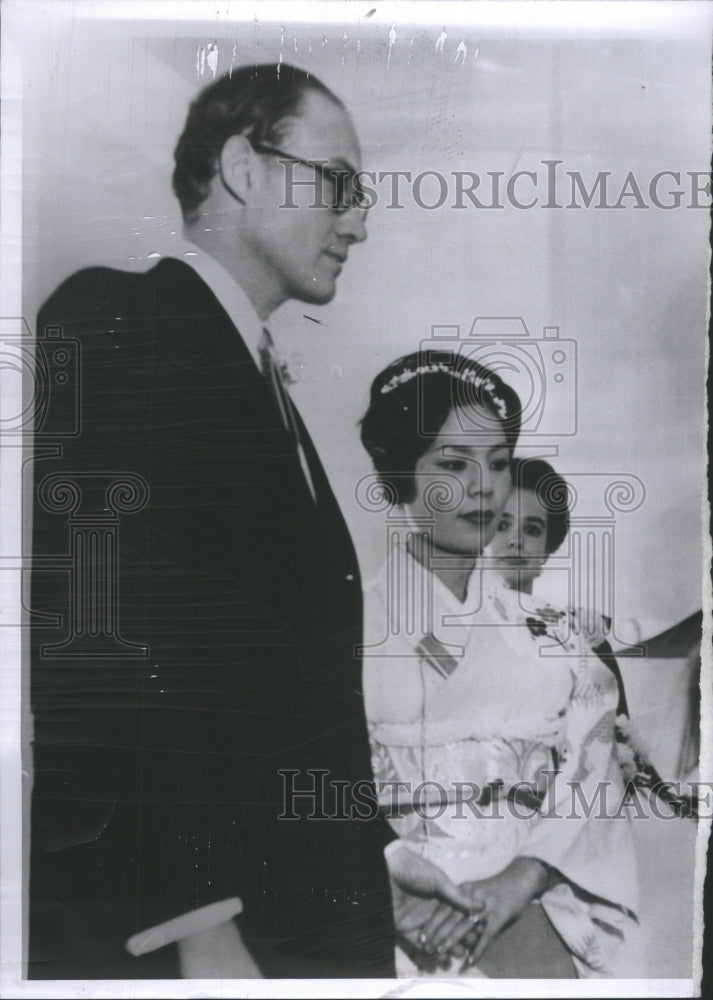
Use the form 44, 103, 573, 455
336, 206, 367, 243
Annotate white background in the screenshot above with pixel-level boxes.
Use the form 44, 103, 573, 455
2, 2, 711, 997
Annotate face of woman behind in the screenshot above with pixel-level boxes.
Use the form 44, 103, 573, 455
490, 487, 549, 593
407, 404, 512, 557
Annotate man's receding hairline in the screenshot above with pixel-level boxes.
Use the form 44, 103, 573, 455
274, 86, 349, 142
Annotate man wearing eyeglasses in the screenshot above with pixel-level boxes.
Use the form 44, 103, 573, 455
29, 63, 472, 980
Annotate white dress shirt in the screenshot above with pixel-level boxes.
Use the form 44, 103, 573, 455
161, 241, 317, 498
168, 241, 265, 369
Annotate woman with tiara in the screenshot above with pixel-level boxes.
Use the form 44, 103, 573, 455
359, 351, 640, 979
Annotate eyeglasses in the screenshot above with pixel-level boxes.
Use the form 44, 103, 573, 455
251, 143, 369, 215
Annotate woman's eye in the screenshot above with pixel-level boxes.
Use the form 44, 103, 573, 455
490, 458, 509, 472
496, 520, 510, 532
438, 460, 466, 471
524, 524, 544, 537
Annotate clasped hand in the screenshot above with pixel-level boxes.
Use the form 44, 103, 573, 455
389, 847, 549, 973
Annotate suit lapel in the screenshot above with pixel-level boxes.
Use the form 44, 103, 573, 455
154, 259, 363, 710
154, 257, 325, 508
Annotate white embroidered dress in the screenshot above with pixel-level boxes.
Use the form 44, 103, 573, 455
363, 538, 639, 977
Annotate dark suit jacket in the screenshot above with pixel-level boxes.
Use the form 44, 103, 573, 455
29, 258, 394, 978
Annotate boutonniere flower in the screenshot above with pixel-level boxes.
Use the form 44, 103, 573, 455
278, 360, 296, 386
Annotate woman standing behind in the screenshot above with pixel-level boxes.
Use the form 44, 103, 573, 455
488, 457, 696, 976
489, 458, 569, 596
359, 354, 639, 978
489, 457, 632, 709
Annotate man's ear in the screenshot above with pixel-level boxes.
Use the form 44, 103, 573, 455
219, 134, 254, 205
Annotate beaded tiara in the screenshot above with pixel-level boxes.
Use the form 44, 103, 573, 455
379, 362, 508, 420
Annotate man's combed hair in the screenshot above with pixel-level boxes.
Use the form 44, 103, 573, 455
360, 350, 522, 507
510, 457, 570, 555
173, 63, 341, 223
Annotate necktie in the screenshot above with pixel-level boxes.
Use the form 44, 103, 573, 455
259, 329, 317, 503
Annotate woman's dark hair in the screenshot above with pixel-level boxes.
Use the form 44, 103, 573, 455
360, 350, 522, 506
510, 457, 570, 555
173, 63, 342, 223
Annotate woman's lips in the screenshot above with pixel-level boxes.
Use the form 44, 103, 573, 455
458, 510, 494, 527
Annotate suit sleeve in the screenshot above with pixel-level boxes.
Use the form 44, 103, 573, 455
30, 279, 301, 942
30, 271, 393, 974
